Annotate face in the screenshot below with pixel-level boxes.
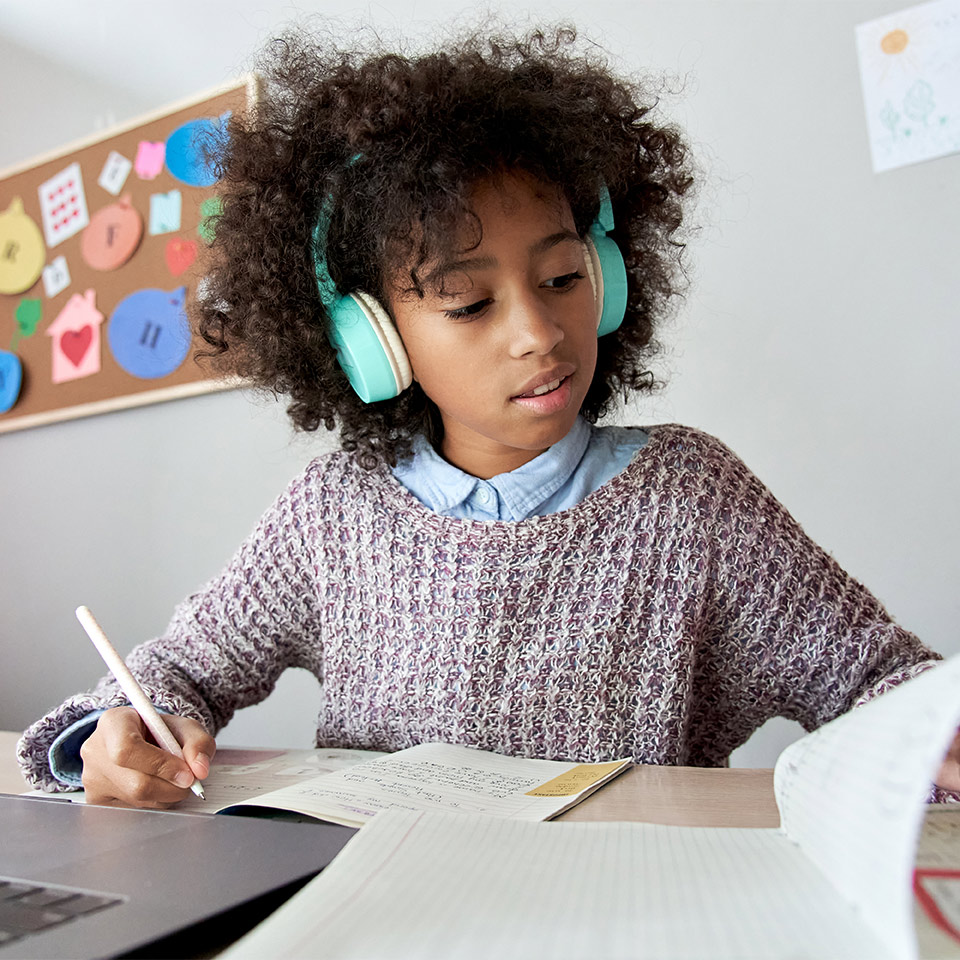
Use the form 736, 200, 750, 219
387, 172, 598, 479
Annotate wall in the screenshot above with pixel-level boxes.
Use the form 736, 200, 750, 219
1, 1, 957, 765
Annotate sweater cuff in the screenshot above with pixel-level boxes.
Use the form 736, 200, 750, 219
48, 710, 105, 787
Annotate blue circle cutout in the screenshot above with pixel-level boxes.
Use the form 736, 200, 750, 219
108, 287, 191, 379
165, 113, 228, 187
0, 350, 23, 413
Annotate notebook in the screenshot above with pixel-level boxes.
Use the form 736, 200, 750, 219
0, 794, 355, 959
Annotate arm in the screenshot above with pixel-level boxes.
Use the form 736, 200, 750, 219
17, 465, 327, 794
680, 431, 944, 764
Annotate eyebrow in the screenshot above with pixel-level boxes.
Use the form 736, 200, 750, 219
428, 229, 582, 294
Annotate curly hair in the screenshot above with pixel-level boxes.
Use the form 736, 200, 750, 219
195, 24, 694, 468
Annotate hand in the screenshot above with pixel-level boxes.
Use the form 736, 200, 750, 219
935, 729, 960, 792
80, 706, 215, 808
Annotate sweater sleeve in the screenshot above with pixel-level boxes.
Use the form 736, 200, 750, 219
682, 430, 943, 760
17, 466, 326, 792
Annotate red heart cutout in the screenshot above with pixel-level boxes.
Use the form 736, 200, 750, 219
165, 237, 197, 276
61, 326, 92, 366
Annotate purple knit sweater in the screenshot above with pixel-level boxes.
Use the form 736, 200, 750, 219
18, 424, 942, 791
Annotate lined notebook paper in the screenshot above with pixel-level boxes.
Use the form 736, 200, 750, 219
223, 656, 960, 960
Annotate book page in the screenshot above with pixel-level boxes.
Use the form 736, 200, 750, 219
46, 747, 385, 811
176, 746, 386, 813
773, 655, 960, 960
223, 810, 893, 960
220, 742, 631, 826
914, 808, 960, 959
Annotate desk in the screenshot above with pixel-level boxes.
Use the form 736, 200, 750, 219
4, 729, 958, 959
0, 729, 778, 827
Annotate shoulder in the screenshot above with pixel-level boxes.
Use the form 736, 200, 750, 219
247, 449, 395, 529
611, 423, 754, 481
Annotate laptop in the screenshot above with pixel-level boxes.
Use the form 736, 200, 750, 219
0, 793, 356, 959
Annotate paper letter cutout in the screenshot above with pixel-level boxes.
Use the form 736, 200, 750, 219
0, 351, 23, 413
165, 237, 197, 276
98, 150, 133, 195
42, 255, 71, 298
197, 196, 222, 244
165, 112, 229, 187
108, 286, 190, 379
46, 289, 104, 383
0, 197, 46, 294
38, 162, 90, 248
81, 194, 144, 270
134, 140, 166, 180
149, 190, 182, 235
12, 299, 42, 350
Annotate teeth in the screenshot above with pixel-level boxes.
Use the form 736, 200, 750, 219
532, 378, 561, 396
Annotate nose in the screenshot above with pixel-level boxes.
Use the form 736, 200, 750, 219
506, 294, 564, 359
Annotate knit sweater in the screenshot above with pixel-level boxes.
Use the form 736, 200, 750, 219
18, 424, 942, 791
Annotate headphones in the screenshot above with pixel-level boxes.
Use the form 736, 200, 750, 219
314, 184, 628, 404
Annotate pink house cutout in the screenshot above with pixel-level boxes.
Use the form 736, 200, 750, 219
46, 288, 104, 384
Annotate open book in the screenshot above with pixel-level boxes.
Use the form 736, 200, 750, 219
223, 655, 960, 960
170, 743, 631, 827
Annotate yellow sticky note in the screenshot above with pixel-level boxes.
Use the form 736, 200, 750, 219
526, 760, 628, 797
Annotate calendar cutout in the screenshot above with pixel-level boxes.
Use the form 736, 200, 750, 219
38, 162, 89, 248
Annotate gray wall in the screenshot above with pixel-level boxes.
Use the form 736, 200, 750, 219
1, 1, 958, 765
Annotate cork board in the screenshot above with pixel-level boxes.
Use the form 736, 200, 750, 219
0, 78, 256, 434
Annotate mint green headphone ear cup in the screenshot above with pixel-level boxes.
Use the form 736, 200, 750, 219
328, 296, 406, 403
591, 232, 627, 337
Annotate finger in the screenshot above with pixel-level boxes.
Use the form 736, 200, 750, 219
162, 715, 216, 780
95, 708, 197, 789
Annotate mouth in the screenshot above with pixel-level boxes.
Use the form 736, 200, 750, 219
514, 377, 566, 399
511, 364, 577, 401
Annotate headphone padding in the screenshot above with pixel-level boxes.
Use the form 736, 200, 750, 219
352, 291, 413, 393
590, 232, 627, 337
582, 237, 604, 329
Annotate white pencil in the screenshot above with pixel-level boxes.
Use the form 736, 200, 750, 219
75, 605, 206, 799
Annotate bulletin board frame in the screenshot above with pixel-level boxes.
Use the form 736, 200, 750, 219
0, 77, 259, 434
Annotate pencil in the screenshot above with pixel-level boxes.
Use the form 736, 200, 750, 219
75, 605, 206, 800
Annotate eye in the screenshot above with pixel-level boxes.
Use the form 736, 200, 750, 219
543, 271, 584, 290
443, 298, 491, 321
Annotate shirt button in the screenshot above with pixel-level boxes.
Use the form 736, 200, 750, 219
476, 486, 492, 504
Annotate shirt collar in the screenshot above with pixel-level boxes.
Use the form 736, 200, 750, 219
392, 417, 592, 520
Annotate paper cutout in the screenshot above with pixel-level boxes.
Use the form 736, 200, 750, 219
98, 150, 133, 195
197, 196, 222, 243
37, 162, 89, 248
149, 190, 182, 235
61, 326, 92, 366
164, 237, 197, 276
856, 0, 960, 172
81, 194, 144, 270
11, 299, 42, 350
165, 112, 229, 187
107, 286, 191, 379
0, 197, 46, 294
134, 140, 166, 180
42, 255, 71, 298
46, 289, 104, 383
0, 351, 23, 413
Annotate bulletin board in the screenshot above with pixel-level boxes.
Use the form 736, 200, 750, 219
0, 78, 256, 434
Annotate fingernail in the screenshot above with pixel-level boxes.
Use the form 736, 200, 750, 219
175, 769, 194, 787
195, 753, 211, 775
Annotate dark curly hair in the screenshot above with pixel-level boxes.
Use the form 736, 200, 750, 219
195, 24, 694, 468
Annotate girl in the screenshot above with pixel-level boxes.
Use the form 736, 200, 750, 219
17, 26, 959, 806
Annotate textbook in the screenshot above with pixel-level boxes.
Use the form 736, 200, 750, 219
169, 742, 631, 827
223, 656, 960, 960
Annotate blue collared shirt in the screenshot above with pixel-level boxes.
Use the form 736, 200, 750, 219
391, 417, 648, 520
